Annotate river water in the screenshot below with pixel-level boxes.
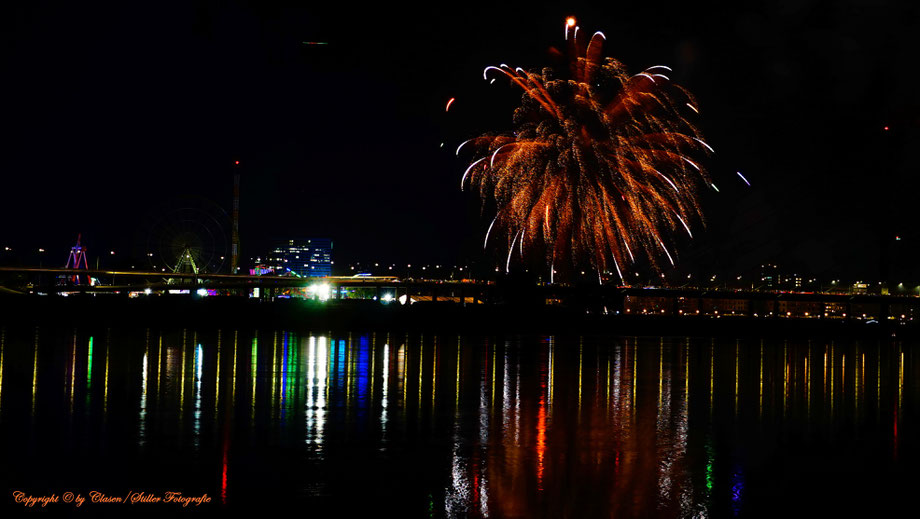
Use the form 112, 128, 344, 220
0, 326, 916, 517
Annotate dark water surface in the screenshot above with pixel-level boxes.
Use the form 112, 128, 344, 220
0, 326, 917, 517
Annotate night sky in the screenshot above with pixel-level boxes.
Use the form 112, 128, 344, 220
2, 1, 918, 279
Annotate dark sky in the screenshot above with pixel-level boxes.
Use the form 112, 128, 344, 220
2, 1, 918, 279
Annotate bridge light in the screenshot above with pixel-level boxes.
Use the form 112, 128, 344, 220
308, 283, 331, 301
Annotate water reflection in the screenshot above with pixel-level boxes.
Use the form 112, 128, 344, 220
139, 332, 148, 447
0, 329, 4, 412
0, 331, 917, 516
31, 328, 38, 420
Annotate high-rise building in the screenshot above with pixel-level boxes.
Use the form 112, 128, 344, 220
760, 263, 778, 289
266, 239, 333, 277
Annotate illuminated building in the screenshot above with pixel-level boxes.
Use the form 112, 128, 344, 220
760, 263, 778, 289
249, 264, 274, 276
266, 239, 333, 277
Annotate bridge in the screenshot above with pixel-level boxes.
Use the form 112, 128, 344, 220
1, 266, 918, 322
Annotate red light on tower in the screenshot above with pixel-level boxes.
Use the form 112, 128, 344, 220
234, 160, 240, 165
884, 126, 889, 131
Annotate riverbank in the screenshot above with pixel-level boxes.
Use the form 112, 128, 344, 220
0, 294, 913, 339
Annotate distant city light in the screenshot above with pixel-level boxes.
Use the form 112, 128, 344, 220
566, 16, 576, 27
197, 288, 208, 297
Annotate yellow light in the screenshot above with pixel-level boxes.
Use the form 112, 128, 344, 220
566, 17, 576, 27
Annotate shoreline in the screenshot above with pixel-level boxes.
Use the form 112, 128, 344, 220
0, 294, 913, 339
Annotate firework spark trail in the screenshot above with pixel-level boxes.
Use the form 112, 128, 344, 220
459, 21, 712, 282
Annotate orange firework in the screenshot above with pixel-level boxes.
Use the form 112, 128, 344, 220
458, 23, 713, 282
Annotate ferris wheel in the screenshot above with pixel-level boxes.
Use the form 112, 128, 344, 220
144, 196, 231, 275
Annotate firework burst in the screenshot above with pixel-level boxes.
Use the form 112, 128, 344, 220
458, 20, 713, 282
